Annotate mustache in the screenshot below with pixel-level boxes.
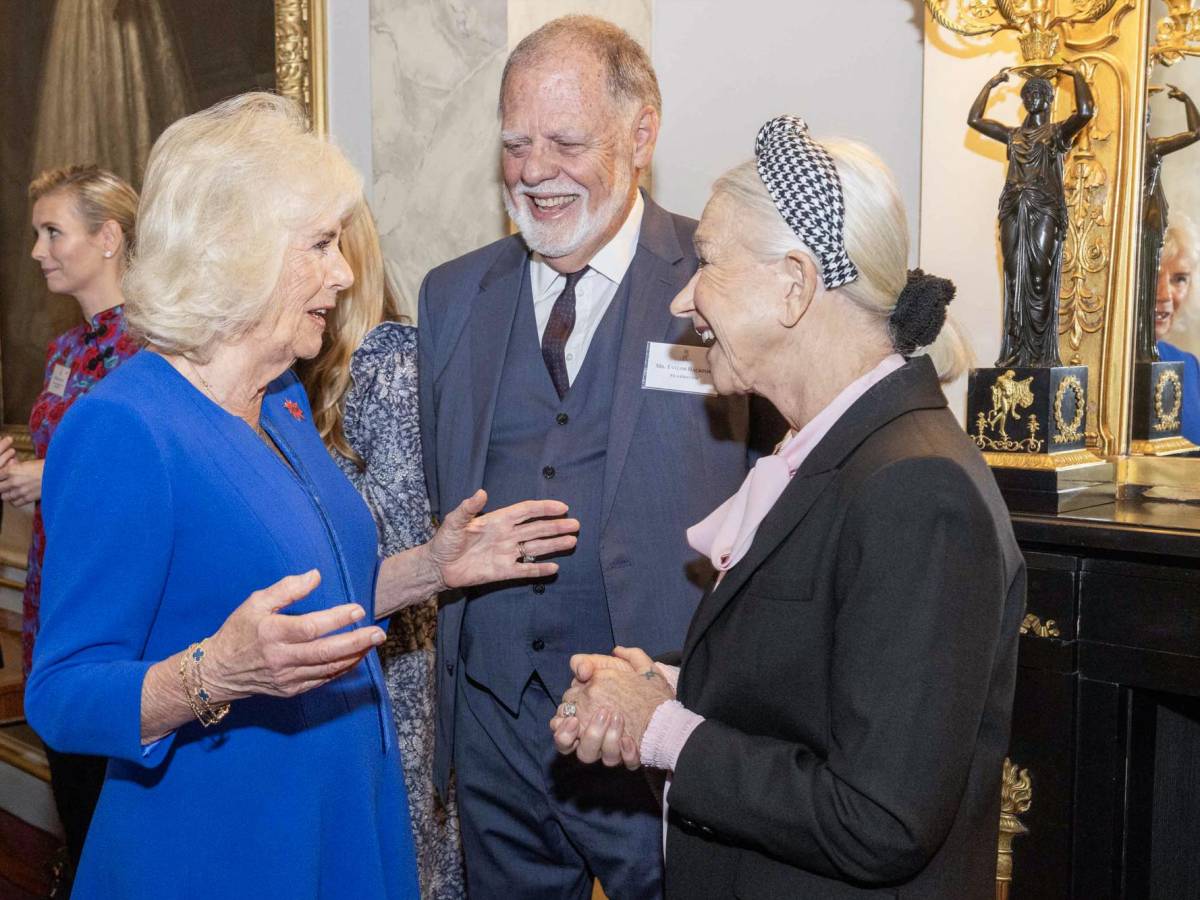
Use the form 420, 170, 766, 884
510, 178, 588, 198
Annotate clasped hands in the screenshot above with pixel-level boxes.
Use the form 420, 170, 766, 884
0, 435, 43, 509
550, 646, 675, 770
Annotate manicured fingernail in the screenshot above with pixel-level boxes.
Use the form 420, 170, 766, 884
371, 629, 385, 644
351, 605, 365, 621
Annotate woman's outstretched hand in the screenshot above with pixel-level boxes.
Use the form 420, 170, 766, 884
204, 570, 385, 700
429, 489, 579, 590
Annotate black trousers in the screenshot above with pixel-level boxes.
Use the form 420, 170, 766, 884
44, 747, 106, 876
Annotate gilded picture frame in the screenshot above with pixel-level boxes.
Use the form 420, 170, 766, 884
0, 0, 327, 457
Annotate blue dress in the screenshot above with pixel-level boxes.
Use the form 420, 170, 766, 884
25, 351, 419, 899
1157, 341, 1200, 445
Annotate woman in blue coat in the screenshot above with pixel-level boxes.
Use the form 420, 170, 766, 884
24, 93, 578, 899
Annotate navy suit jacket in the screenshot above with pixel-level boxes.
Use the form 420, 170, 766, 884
418, 195, 758, 793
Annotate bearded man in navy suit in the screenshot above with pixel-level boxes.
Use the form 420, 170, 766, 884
417, 15, 764, 900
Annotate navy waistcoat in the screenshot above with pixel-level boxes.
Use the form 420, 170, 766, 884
464, 265, 629, 711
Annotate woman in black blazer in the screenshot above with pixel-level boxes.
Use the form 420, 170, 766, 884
551, 117, 1025, 899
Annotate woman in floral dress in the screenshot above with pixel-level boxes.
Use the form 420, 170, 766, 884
0, 165, 140, 888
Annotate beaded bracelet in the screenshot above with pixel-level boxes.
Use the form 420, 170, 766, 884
178, 640, 231, 727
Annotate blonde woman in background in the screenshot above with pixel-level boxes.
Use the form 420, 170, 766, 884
299, 203, 465, 898
0, 165, 140, 891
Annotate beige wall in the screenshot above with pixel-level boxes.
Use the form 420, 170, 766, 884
508, 0, 650, 51
652, 0, 926, 259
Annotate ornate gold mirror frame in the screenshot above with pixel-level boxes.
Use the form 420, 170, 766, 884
276, 0, 328, 135
924, 2, 1200, 495
0, 0, 326, 458
1120, 0, 1200, 491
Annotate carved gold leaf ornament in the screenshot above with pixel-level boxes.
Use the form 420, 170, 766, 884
1053, 375, 1086, 442
973, 371, 1045, 453
1058, 58, 1112, 357
1020, 613, 1062, 636
997, 758, 1032, 894
981, 447, 1101, 468
1130, 435, 1196, 455
925, 0, 1006, 36
925, 0, 1123, 55
1153, 369, 1183, 431
1152, 0, 1200, 67
274, 0, 326, 133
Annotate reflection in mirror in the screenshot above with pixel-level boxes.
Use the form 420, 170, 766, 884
1138, 82, 1200, 363
1135, 31, 1200, 455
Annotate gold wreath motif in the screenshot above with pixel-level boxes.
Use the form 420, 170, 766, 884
1153, 369, 1183, 432
1052, 375, 1086, 444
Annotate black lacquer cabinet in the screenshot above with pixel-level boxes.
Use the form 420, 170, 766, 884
1006, 501, 1200, 900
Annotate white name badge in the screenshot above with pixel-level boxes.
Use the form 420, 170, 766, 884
47, 364, 70, 397
641, 341, 717, 396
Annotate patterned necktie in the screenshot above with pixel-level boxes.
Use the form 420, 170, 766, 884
540, 266, 589, 399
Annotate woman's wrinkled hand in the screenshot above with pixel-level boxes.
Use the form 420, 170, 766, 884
0, 443, 44, 508
550, 646, 673, 769
203, 570, 385, 701
429, 489, 579, 590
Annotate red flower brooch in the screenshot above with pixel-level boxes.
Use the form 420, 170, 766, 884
283, 399, 305, 421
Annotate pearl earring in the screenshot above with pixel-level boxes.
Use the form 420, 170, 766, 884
104, 250, 113, 258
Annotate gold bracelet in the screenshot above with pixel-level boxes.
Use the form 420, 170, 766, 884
178, 640, 231, 727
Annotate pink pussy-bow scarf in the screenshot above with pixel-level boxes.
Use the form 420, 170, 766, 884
687, 354, 906, 571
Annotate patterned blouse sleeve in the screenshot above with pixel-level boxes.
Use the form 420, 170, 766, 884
345, 323, 433, 554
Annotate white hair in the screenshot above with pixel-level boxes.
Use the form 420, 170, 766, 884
711, 141, 971, 383
124, 92, 362, 360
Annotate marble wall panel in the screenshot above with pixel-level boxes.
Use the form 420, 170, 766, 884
507, 0, 651, 51
370, 0, 508, 320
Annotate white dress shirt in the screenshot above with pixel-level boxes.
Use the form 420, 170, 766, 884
530, 191, 645, 385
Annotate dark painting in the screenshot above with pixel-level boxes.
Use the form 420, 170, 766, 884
0, 0, 275, 431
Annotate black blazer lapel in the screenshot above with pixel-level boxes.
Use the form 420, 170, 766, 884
680, 357, 949, 663
681, 469, 837, 663
464, 243, 527, 500
600, 194, 693, 530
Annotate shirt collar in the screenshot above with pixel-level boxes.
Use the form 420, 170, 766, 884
89, 304, 125, 328
776, 353, 907, 474
530, 190, 645, 296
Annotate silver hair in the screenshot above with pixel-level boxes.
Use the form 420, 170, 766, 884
711, 141, 972, 383
499, 15, 662, 119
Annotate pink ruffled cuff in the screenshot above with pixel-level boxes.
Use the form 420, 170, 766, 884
640, 700, 704, 772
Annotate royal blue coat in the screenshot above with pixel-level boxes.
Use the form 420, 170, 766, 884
25, 351, 418, 899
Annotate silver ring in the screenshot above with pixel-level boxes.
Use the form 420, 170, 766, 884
518, 541, 535, 564
561, 702, 577, 718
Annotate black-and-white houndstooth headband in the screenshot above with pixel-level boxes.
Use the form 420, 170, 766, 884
754, 115, 859, 290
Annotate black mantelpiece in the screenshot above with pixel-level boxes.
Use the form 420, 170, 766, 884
1006, 500, 1200, 900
